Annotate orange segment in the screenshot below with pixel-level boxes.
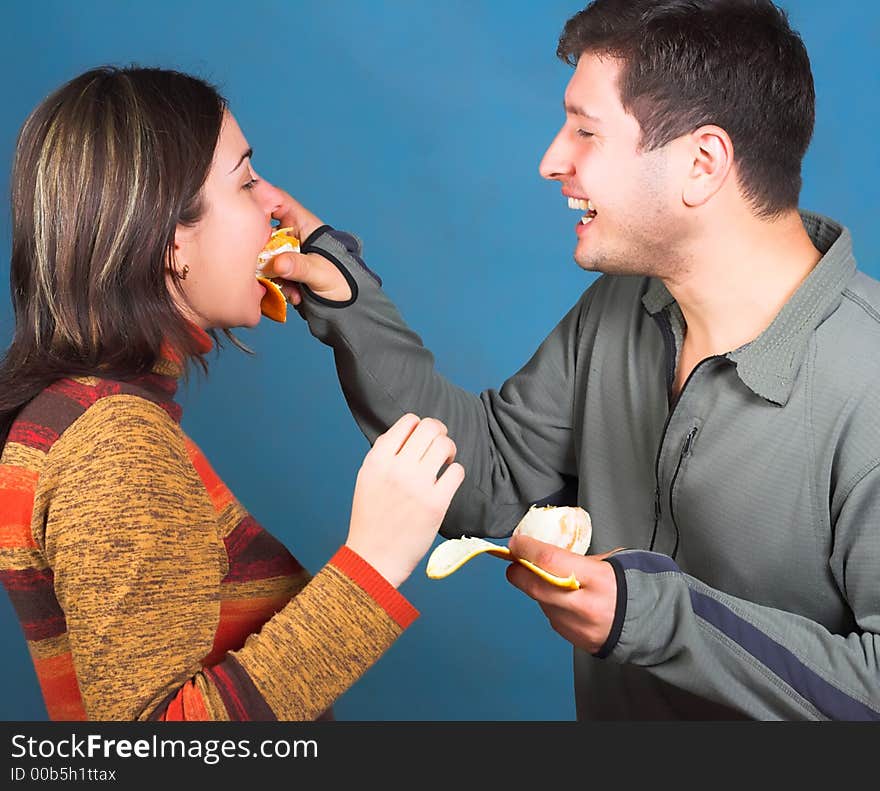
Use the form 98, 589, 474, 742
258, 227, 300, 266
255, 228, 302, 323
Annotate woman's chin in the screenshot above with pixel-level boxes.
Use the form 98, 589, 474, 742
241, 311, 263, 329
241, 294, 265, 327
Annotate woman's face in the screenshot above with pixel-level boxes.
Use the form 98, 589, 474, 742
170, 110, 285, 329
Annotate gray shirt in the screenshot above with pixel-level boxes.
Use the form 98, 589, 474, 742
297, 211, 880, 720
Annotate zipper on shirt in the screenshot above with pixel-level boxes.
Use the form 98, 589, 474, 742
649, 311, 723, 555
648, 312, 678, 552
668, 425, 698, 559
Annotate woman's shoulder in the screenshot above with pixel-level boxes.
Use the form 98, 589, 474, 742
8, 374, 183, 458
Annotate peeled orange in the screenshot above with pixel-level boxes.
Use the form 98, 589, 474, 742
425, 505, 592, 590
256, 227, 300, 323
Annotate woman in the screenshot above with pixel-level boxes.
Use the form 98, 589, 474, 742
0, 66, 464, 720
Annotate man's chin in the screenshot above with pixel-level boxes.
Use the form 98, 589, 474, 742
574, 249, 646, 277
573, 236, 606, 272
573, 252, 606, 273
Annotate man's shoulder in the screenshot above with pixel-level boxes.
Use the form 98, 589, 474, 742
841, 270, 880, 328
812, 271, 880, 493
819, 269, 880, 357
811, 269, 880, 405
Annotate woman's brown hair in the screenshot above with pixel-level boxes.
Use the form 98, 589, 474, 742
0, 65, 230, 448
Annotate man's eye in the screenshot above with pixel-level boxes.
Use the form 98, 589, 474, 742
242, 178, 260, 191
576, 129, 594, 139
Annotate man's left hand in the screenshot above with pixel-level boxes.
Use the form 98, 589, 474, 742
506, 534, 620, 654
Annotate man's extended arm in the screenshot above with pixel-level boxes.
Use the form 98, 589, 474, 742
294, 226, 588, 538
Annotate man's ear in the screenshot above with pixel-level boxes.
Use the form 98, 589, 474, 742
681, 125, 734, 208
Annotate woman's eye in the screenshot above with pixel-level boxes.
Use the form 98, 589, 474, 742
576, 129, 594, 139
242, 178, 260, 191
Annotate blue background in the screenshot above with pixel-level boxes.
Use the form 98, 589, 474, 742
1, 1, 878, 720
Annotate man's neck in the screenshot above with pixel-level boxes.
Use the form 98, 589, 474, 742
663, 208, 823, 361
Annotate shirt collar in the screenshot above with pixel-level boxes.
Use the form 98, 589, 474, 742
157, 323, 213, 376
125, 324, 213, 417
641, 211, 856, 406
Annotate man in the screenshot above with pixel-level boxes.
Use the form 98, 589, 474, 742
267, 0, 880, 719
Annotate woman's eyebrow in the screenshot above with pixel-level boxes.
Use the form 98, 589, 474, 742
228, 147, 253, 174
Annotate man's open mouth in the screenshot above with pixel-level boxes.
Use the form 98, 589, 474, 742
568, 196, 597, 224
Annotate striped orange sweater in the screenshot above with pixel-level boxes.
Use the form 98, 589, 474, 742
0, 339, 418, 720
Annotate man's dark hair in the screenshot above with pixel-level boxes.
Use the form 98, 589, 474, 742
558, 0, 815, 218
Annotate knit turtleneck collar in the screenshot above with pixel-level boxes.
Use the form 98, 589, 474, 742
122, 324, 214, 421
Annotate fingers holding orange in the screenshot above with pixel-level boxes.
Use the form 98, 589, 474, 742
255, 227, 300, 323
425, 504, 592, 589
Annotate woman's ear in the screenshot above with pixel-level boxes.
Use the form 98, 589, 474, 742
166, 226, 192, 283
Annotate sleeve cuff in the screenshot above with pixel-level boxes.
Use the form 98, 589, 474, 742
301, 224, 334, 248
298, 225, 383, 309
593, 555, 627, 659
329, 545, 419, 630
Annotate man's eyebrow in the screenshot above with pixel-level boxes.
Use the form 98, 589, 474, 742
563, 101, 601, 122
228, 147, 253, 174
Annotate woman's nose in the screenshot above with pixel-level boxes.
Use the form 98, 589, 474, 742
260, 179, 285, 215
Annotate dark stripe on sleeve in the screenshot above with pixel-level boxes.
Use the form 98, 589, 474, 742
690, 590, 880, 721
615, 550, 880, 721
0, 567, 67, 640
204, 655, 278, 721
222, 517, 305, 583
7, 421, 61, 453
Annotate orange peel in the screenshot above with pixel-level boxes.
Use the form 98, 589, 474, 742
256, 277, 288, 322
426, 536, 581, 590
256, 227, 300, 323
425, 505, 592, 590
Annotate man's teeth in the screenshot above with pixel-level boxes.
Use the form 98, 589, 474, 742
567, 197, 595, 212
568, 197, 596, 225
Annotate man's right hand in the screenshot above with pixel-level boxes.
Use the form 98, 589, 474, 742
266, 189, 352, 304
345, 414, 466, 588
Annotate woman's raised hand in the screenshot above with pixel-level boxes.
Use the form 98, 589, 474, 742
346, 414, 466, 588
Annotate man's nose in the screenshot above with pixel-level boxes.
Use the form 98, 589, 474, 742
539, 129, 573, 181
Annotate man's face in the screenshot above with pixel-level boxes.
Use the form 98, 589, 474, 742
540, 53, 691, 278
